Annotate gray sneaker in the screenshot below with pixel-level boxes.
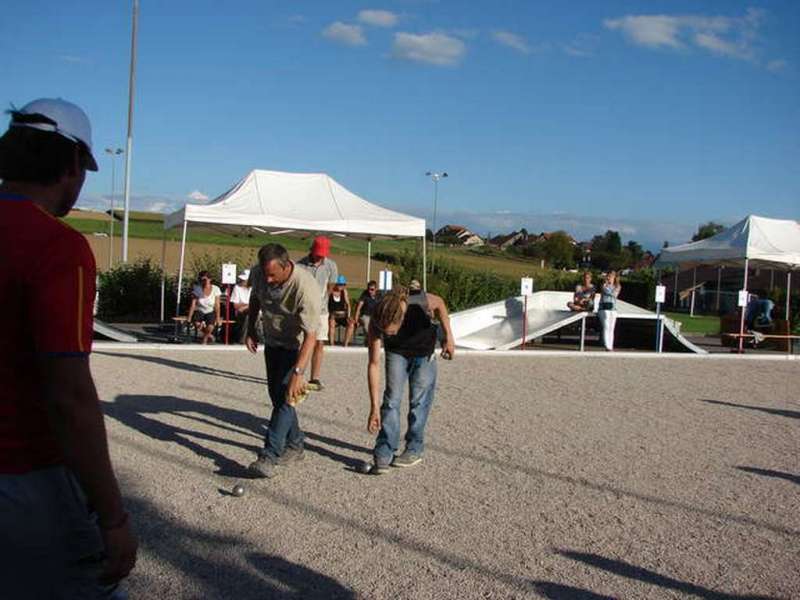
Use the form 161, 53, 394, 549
371, 460, 392, 475
393, 452, 422, 468
247, 455, 276, 478
277, 446, 305, 465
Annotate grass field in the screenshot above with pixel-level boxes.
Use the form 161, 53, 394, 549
64, 216, 555, 279
664, 311, 721, 335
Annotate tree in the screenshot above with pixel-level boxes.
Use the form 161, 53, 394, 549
425, 229, 433, 242
542, 231, 575, 269
692, 221, 724, 242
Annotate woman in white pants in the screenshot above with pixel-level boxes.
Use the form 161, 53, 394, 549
598, 271, 622, 351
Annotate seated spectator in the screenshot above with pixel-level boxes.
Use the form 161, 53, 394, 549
230, 269, 252, 343
568, 271, 596, 312
187, 270, 222, 344
745, 291, 775, 330
328, 275, 352, 346
352, 280, 380, 345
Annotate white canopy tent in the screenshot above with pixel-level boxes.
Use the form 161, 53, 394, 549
655, 214, 800, 351
160, 170, 427, 320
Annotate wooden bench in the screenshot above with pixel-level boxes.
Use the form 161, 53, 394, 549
722, 332, 799, 354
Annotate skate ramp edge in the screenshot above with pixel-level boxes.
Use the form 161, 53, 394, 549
94, 320, 138, 343
450, 292, 706, 353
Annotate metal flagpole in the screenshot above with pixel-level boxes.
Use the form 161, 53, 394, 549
121, 0, 139, 262
422, 235, 427, 291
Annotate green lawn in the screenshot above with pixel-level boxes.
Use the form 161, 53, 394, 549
63, 217, 419, 256
664, 311, 720, 335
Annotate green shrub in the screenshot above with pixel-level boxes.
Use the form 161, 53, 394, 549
188, 248, 258, 285
98, 258, 175, 321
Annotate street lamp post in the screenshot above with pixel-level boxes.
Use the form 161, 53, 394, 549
121, 0, 140, 263
425, 171, 448, 270
105, 148, 124, 268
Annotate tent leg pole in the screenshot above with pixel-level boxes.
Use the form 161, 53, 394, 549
160, 230, 166, 322
673, 270, 678, 307
690, 267, 697, 317
738, 259, 749, 353
422, 236, 427, 291
366, 240, 371, 286
580, 315, 586, 352
787, 271, 792, 335
176, 220, 188, 322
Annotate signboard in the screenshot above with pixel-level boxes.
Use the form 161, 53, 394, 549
738, 290, 749, 307
520, 277, 534, 296
221, 263, 237, 285
379, 270, 393, 291
654, 285, 666, 304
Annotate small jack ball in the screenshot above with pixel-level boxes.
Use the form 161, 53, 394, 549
232, 484, 245, 497
357, 461, 372, 474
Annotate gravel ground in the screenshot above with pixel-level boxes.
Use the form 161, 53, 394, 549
91, 348, 799, 599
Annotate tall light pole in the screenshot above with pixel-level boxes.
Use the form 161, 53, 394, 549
105, 147, 124, 268
121, 0, 139, 262
425, 171, 448, 270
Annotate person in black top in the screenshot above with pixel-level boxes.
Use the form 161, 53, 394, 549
327, 275, 352, 346
365, 284, 455, 473
351, 279, 380, 345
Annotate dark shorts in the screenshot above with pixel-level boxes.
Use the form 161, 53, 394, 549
193, 312, 215, 326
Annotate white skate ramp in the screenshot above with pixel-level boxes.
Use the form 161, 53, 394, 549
94, 320, 138, 343
450, 291, 705, 353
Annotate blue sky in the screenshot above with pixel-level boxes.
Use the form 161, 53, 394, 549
2, 1, 798, 249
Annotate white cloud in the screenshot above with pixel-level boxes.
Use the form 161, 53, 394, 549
322, 22, 366, 47
492, 31, 530, 55
287, 15, 306, 25
563, 34, 598, 58
76, 194, 178, 214
145, 201, 171, 213
187, 190, 209, 202
358, 9, 398, 28
392, 32, 466, 66
767, 59, 787, 72
604, 8, 767, 64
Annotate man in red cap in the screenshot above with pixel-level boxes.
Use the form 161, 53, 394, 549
297, 235, 339, 390
0, 99, 137, 596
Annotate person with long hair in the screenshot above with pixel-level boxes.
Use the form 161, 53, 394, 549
365, 284, 455, 473
187, 270, 222, 344
598, 271, 622, 351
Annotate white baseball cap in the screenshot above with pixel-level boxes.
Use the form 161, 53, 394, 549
10, 98, 98, 171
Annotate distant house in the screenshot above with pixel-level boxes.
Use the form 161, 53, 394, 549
489, 231, 526, 250
436, 224, 484, 247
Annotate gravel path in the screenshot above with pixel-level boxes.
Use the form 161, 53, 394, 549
92, 349, 799, 599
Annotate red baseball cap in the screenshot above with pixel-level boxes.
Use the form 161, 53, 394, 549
311, 235, 330, 257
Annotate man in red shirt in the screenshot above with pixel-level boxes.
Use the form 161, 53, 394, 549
0, 99, 137, 597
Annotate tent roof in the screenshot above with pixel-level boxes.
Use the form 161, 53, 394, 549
164, 170, 425, 240
655, 215, 800, 269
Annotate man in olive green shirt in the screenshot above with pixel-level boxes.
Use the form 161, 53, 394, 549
245, 244, 321, 478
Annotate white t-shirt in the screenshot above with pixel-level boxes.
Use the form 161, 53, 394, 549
194, 284, 222, 315
230, 284, 251, 306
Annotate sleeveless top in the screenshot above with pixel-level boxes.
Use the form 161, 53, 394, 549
383, 291, 437, 358
599, 283, 618, 310
328, 291, 347, 314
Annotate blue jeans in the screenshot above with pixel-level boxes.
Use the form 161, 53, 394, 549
262, 346, 304, 462
0, 466, 117, 599
374, 352, 438, 465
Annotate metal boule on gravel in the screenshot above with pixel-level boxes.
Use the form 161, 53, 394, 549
232, 484, 245, 497
357, 461, 372, 474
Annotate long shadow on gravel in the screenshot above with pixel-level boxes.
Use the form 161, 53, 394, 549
557, 550, 779, 600
736, 466, 800, 487
95, 351, 266, 385
125, 493, 356, 599
529, 581, 615, 599
699, 399, 800, 420
104, 394, 367, 476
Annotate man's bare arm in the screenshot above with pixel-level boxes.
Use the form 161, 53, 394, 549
427, 293, 455, 357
